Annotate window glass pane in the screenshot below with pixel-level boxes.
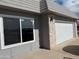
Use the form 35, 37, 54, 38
21, 19, 34, 42
3, 17, 21, 45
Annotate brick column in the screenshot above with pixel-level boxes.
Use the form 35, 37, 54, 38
48, 17, 56, 49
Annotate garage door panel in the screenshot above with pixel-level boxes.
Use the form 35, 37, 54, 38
55, 23, 73, 44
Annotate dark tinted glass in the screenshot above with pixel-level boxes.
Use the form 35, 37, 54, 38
3, 17, 21, 45
21, 19, 34, 42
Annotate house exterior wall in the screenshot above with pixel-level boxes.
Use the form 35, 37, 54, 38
0, 0, 40, 13
48, 16, 56, 49
39, 14, 50, 49
0, 9, 40, 59
48, 15, 77, 49
39, 14, 77, 50
0, 0, 78, 58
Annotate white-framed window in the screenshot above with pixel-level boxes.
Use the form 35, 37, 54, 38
0, 16, 35, 49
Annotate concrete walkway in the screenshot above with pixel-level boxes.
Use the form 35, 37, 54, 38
13, 38, 79, 59
53, 37, 79, 59
13, 49, 79, 59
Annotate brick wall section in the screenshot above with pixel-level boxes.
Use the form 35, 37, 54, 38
48, 16, 56, 49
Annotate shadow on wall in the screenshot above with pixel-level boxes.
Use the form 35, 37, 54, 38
63, 45, 79, 56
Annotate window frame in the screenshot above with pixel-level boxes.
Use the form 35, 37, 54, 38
0, 15, 35, 49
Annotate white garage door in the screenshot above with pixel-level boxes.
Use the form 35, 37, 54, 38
55, 22, 74, 44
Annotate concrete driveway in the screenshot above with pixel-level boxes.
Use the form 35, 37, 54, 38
13, 37, 79, 59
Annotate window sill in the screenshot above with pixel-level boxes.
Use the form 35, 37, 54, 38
1, 40, 35, 49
